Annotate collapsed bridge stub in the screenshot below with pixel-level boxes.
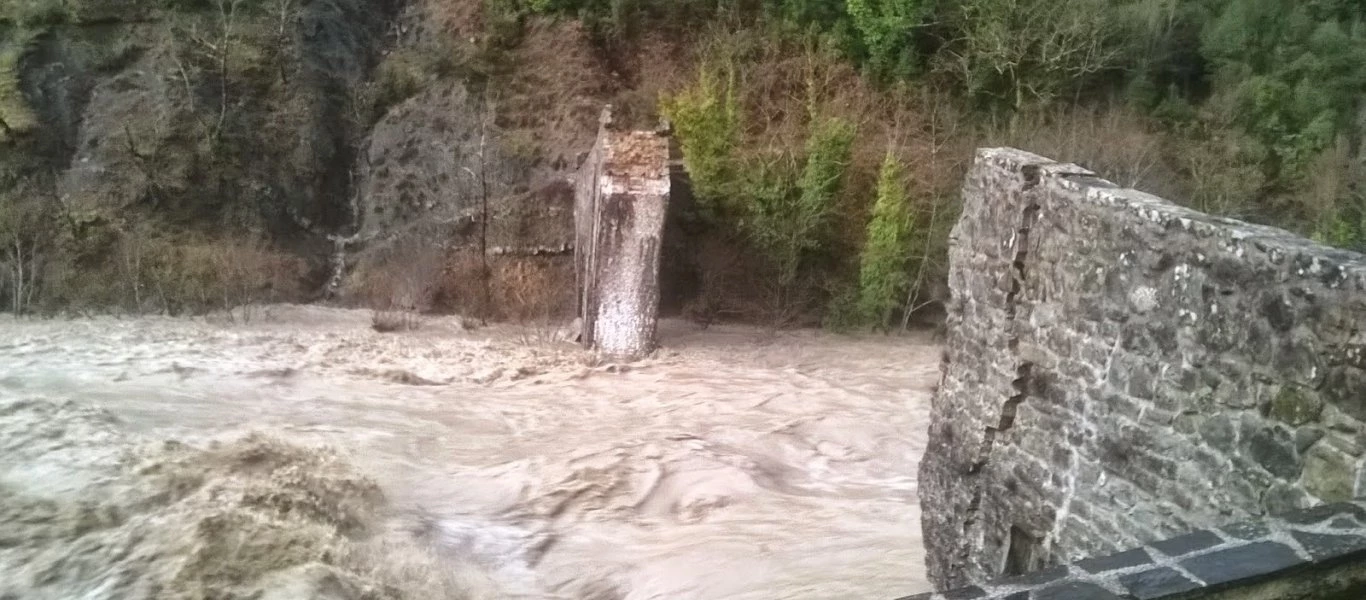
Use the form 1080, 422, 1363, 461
574, 106, 671, 360
921, 148, 1366, 589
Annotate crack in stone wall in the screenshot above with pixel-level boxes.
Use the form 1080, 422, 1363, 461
919, 147, 1366, 591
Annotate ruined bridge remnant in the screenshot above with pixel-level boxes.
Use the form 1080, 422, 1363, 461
574, 107, 671, 360
918, 148, 1366, 597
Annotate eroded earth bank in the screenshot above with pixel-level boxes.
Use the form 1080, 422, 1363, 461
0, 306, 938, 600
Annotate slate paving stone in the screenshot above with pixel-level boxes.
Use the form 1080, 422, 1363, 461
1283, 502, 1366, 525
998, 565, 1069, 587
1075, 547, 1154, 574
1118, 567, 1204, 600
1289, 530, 1366, 562
1220, 520, 1271, 540
1329, 516, 1362, 530
1149, 530, 1224, 557
942, 586, 987, 599
1180, 541, 1305, 586
899, 504, 1366, 600
1033, 581, 1123, 600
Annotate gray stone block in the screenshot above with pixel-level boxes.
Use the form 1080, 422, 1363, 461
1283, 502, 1366, 525
1220, 520, 1272, 541
1118, 566, 1203, 600
1179, 541, 1305, 586
1032, 581, 1122, 600
997, 565, 1069, 587
1289, 530, 1366, 562
1074, 547, 1153, 574
1244, 425, 1301, 480
941, 586, 987, 600
1148, 529, 1223, 558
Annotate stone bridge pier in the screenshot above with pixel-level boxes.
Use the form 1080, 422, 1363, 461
912, 148, 1366, 600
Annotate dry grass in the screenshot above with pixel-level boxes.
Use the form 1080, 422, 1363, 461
349, 240, 574, 327
985, 105, 1179, 197
32, 228, 308, 318
420, 0, 485, 39
428, 248, 574, 323
489, 18, 614, 168
164, 238, 306, 317
347, 237, 445, 313
488, 255, 574, 322
428, 248, 490, 319
986, 105, 1273, 221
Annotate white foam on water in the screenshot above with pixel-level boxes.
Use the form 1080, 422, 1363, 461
0, 305, 940, 599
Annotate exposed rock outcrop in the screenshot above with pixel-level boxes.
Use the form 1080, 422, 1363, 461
1, 2, 597, 313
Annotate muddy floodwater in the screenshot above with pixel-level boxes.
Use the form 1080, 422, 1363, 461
0, 305, 940, 600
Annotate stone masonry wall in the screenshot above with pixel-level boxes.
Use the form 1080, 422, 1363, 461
919, 148, 1366, 589
574, 106, 670, 359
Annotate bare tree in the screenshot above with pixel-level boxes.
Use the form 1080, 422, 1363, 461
173, 0, 249, 144
940, 0, 1121, 121
457, 90, 495, 324
0, 187, 54, 315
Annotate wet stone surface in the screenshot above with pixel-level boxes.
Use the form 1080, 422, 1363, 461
918, 147, 1366, 591
898, 483, 1366, 599
1148, 530, 1222, 557
1075, 548, 1152, 574
1118, 567, 1201, 600
1178, 541, 1303, 587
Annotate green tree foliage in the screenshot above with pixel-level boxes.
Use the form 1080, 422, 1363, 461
938, 0, 1121, 113
1315, 202, 1366, 252
845, 0, 929, 80
746, 115, 855, 289
854, 151, 913, 329
659, 58, 741, 218
664, 51, 857, 316
1201, 0, 1366, 182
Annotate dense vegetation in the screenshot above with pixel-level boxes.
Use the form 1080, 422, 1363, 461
500, 0, 1365, 328
1, 0, 1363, 329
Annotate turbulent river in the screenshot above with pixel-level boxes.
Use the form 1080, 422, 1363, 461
0, 305, 939, 600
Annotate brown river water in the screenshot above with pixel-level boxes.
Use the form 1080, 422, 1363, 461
0, 305, 939, 600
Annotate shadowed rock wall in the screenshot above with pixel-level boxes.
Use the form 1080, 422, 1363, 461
919, 147, 1366, 589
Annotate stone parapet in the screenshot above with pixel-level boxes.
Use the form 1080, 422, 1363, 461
919, 147, 1366, 589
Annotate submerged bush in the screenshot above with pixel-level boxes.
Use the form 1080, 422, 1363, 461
854, 151, 913, 329
659, 57, 740, 219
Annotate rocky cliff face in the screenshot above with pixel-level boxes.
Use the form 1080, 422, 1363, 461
9, 0, 395, 225
0, 0, 598, 315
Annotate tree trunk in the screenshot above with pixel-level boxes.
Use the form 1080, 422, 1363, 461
575, 107, 671, 360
